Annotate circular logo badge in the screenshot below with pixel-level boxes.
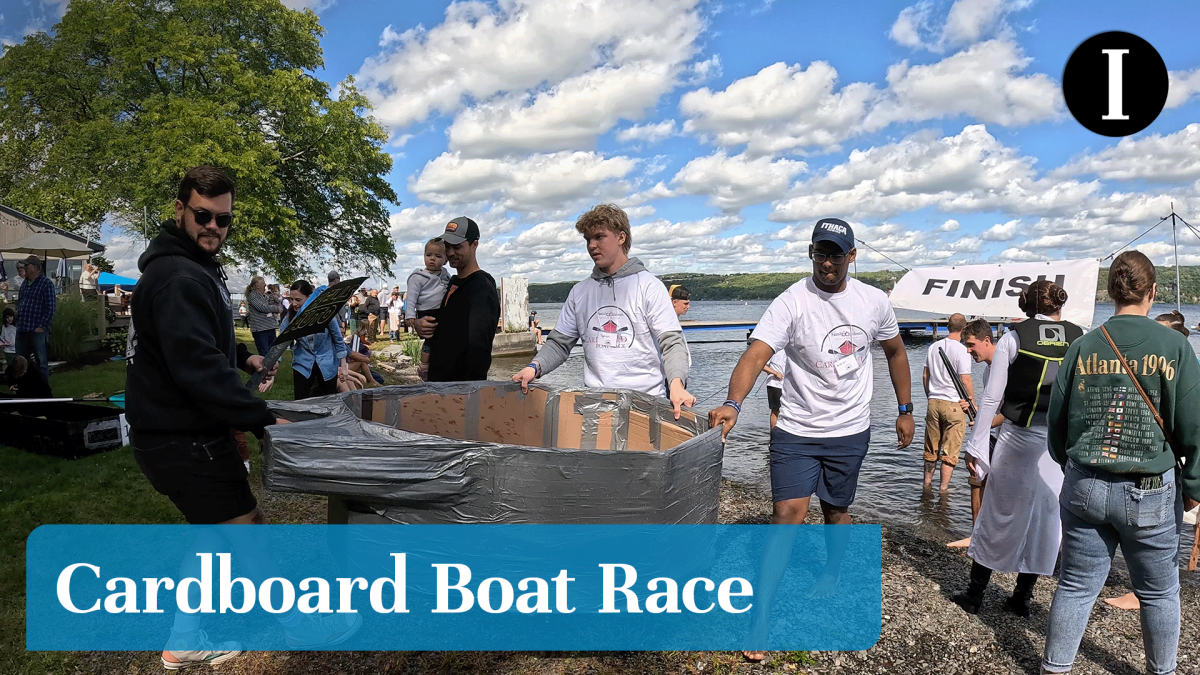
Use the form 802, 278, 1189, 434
1062, 31, 1168, 137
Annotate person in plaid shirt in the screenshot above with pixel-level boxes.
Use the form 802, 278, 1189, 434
14, 255, 55, 381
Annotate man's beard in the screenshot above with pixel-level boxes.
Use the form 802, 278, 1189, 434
187, 224, 223, 255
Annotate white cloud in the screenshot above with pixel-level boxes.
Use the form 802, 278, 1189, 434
863, 38, 1061, 130
1055, 124, 1200, 183
680, 61, 876, 155
671, 152, 806, 211
96, 232, 146, 279
1167, 69, 1200, 109
942, 0, 1028, 47
410, 151, 640, 216
280, 0, 336, 12
630, 215, 742, 247
771, 125, 1099, 222
890, 1, 934, 49
938, 219, 961, 231
889, 0, 1032, 52
447, 62, 681, 156
356, 0, 704, 136
996, 246, 1045, 262
616, 120, 678, 145
981, 219, 1021, 241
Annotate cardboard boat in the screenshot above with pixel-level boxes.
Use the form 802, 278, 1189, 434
262, 382, 723, 524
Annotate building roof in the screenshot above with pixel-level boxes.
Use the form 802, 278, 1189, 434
0, 203, 105, 255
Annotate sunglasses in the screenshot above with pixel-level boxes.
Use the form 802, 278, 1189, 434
809, 249, 848, 264
186, 204, 233, 228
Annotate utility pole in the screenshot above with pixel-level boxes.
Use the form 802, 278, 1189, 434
1172, 203, 1181, 312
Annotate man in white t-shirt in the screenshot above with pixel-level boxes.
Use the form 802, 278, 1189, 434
922, 313, 974, 492
710, 218, 914, 525
514, 204, 696, 418
763, 350, 787, 430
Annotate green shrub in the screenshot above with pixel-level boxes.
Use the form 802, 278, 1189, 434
49, 295, 99, 361
400, 337, 423, 362
101, 330, 129, 353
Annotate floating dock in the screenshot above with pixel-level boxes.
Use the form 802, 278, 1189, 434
542, 317, 1011, 340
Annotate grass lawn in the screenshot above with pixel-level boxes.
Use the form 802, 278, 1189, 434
1, 330, 789, 674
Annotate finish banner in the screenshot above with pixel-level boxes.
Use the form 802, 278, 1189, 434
890, 258, 1100, 328
28, 525, 882, 651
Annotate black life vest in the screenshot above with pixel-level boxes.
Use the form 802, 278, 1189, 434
1000, 318, 1083, 427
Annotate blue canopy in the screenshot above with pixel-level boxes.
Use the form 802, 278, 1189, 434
96, 272, 138, 289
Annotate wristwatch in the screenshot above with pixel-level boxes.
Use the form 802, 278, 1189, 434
898, 403, 914, 415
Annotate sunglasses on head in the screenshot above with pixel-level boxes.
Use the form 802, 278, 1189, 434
186, 204, 233, 228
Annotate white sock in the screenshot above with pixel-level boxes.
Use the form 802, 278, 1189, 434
172, 612, 200, 634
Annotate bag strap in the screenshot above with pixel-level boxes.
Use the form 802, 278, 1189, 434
1098, 324, 1182, 466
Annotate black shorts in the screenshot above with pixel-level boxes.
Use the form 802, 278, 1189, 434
767, 385, 782, 412
134, 434, 256, 524
769, 427, 871, 507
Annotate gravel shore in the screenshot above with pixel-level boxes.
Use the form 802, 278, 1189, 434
720, 480, 1200, 675
69, 480, 1198, 674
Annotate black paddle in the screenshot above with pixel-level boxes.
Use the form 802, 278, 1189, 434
248, 277, 367, 389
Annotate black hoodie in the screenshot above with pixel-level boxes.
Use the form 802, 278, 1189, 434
125, 222, 275, 444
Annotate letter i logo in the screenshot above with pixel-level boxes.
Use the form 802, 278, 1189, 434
1063, 31, 1168, 137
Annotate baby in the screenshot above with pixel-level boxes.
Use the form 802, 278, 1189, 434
405, 238, 451, 380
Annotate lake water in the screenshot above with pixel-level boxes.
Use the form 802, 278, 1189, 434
495, 299, 1200, 552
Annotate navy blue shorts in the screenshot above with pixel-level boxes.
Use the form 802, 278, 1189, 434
769, 427, 871, 507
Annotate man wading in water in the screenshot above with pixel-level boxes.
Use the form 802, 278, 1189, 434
946, 318, 1005, 548
709, 217, 914, 662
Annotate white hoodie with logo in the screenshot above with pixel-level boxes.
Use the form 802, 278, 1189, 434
538, 258, 686, 398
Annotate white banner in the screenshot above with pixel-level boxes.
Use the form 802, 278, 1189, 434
890, 259, 1100, 328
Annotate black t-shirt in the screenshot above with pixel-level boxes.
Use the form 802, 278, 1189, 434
12, 365, 52, 398
358, 296, 379, 320
427, 270, 500, 382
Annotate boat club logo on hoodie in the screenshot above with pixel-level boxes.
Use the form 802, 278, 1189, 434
584, 306, 634, 348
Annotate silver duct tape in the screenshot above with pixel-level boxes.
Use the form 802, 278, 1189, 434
463, 387, 481, 440
262, 381, 724, 524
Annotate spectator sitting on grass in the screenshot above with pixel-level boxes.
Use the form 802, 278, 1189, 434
347, 325, 384, 386
6, 355, 51, 399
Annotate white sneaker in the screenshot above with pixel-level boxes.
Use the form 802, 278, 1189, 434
162, 629, 242, 670
284, 612, 363, 649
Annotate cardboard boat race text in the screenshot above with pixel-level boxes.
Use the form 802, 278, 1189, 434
57, 553, 753, 616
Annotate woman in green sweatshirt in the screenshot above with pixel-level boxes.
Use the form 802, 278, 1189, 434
1042, 251, 1200, 675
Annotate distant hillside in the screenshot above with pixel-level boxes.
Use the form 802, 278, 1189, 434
529, 266, 1200, 304
529, 270, 905, 303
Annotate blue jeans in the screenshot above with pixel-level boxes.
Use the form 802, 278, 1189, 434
15, 330, 49, 381
1042, 460, 1184, 675
251, 329, 276, 356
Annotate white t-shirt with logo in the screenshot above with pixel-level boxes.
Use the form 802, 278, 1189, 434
555, 271, 683, 397
751, 277, 900, 438
924, 337, 972, 403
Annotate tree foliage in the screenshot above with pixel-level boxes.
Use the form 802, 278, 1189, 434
0, 0, 397, 279
90, 256, 115, 273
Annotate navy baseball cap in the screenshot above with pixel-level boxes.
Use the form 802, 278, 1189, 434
439, 216, 480, 245
812, 218, 854, 254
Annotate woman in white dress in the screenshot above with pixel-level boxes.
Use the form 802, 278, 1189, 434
386, 287, 404, 340
953, 280, 1083, 616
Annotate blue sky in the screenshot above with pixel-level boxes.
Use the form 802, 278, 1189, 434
4, 0, 1200, 284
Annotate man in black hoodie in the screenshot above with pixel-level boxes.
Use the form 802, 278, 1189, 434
414, 216, 500, 381
127, 166, 285, 527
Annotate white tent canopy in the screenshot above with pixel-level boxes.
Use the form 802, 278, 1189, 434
3, 232, 95, 260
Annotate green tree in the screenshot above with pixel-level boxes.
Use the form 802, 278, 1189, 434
90, 255, 115, 274
0, 0, 397, 279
